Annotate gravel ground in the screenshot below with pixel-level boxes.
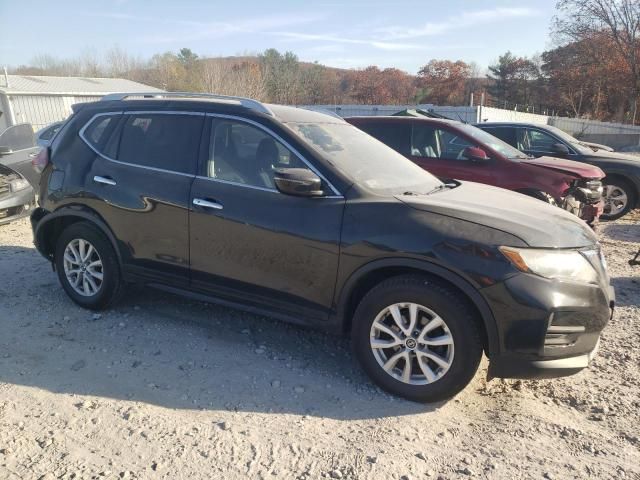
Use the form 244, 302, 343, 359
0, 213, 638, 480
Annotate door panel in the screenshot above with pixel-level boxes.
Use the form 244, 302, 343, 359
190, 180, 343, 318
84, 112, 204, 285
189, 117, 344, 320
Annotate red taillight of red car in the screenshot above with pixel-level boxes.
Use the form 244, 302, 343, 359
32, 148, 49, 173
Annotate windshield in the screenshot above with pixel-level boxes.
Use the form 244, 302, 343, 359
543, 125, 592, 154
287, 122, 443, 194
455, 123, 529, 159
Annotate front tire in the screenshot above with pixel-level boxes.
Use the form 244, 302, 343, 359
54, 222, 122, 310
352, 275, 483, 403
602, 178, 635, 220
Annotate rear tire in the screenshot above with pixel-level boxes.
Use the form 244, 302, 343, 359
352, 275, 483, 403
602, 178, 636, 220
54, 221, 122, 310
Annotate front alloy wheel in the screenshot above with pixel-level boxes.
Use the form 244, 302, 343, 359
602, 183, 630, 220
352, 275, 483, 403
370, 303, 454, 385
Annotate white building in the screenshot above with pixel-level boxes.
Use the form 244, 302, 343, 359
0, 73, 162, 132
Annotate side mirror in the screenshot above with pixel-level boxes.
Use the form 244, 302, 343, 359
0, 146, 13, 156
464, 146, 489, 162
273, 168, 324, 197
552, 143, 570, 155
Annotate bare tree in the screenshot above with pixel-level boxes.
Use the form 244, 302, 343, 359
555, 0, 640, 121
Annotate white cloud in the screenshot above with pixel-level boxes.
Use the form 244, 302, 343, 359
378, 7, 538, 40
86, 11, 325, 44
272, 32, 425, 51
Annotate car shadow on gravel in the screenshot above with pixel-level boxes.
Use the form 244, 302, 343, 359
611, 277, 640, 307
601, 222, 640, 243
0, 245, 439, 420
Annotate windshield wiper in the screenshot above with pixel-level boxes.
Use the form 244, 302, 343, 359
425, 184, 449, 195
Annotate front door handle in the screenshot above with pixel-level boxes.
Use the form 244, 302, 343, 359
28, 152, 39, 158
193, 198, 223, 210
93, 175, 117, 186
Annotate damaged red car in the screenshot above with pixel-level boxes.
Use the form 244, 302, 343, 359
347, 116, 605, 225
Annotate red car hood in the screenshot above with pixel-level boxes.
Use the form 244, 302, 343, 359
520, 156, 604, 179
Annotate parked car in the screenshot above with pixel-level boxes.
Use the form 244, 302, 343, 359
347, 116, 605, 225
36, 121, 64, 148
0, 123, 40, 187
0, 163, 35, 225
476, 122, 640, 220
31, 93, 614, 402
0, 123, 39, 224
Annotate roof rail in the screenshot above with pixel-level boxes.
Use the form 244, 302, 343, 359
100, 92, 274, 116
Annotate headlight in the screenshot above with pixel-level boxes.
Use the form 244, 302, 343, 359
500, 246, 599, 284
10, 178, 30, 192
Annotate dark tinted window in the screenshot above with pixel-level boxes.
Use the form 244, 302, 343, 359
207, 120, 305, 189
356, 122, 411, 156
482, 127, 517, 147
117, 114, 203, 174
0, 124, 35, 150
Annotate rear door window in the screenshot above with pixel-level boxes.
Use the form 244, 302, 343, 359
117, 114, 203, 174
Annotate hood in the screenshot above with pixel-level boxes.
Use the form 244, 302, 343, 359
396, 181, 597, 248
520, 156, 604, 179
584, 149, 640, 164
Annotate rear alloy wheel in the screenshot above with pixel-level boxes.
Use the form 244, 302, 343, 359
54, 222, 122, 310
63, 238, 104, 296
352, 275, 483, 403
602, 179, 635, 220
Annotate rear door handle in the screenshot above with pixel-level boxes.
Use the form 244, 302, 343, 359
28, 152, 39, 158
193, 198, 223, 210
93, 175, 117, 186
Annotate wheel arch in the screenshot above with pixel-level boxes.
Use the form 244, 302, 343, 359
334, 258, 500, 356
33, 205, 122, 267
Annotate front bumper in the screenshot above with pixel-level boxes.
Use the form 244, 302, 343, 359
483, 273, 614, 380
0, 186, 35, 225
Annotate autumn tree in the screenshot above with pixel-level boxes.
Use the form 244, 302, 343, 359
417, 60, 471, 105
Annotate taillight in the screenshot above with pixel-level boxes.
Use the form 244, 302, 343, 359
32, 148, 49, 173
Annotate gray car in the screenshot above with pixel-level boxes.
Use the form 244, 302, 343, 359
0, 123, 39, 224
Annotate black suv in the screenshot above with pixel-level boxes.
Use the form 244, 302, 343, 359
31, 93, 615, 402
476, 122, 640, 220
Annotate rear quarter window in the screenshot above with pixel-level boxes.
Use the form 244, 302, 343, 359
81, 114, 121, 153
116, 113, 203, 174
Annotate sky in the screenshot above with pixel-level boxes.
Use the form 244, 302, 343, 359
0, 0, 559, 74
